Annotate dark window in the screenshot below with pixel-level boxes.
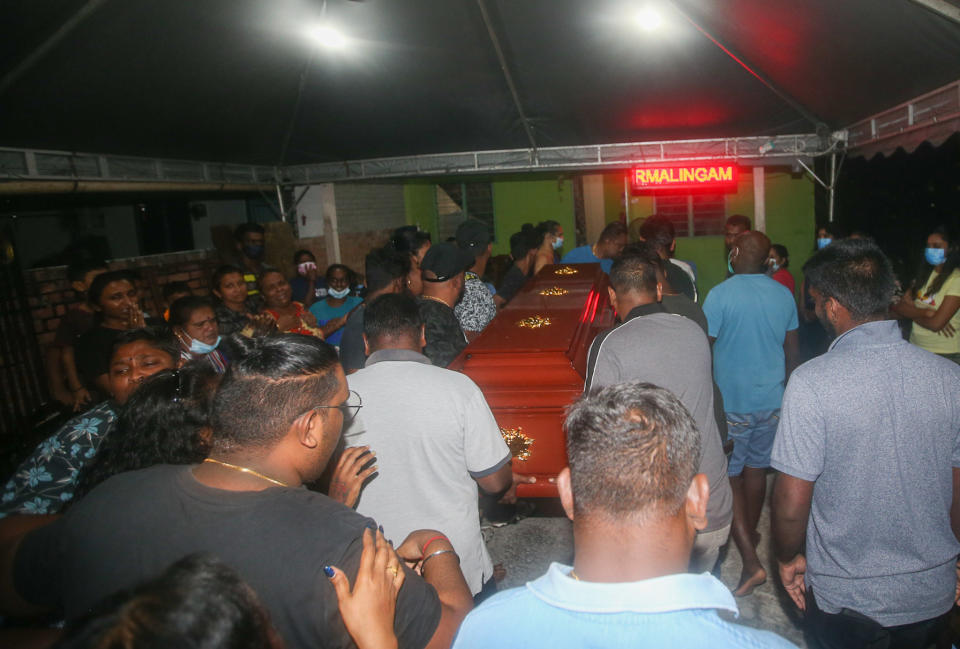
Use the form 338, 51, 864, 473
653, 193, 726, 237
436, 182, 494, 242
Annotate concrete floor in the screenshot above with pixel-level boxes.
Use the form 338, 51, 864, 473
484, 474, 807, 647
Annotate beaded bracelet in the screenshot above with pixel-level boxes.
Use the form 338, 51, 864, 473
421, 549, 459, 571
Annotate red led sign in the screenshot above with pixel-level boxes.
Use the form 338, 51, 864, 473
631, 164, 739, 191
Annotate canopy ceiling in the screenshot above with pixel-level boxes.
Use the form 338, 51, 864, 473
1, 0, 959, 167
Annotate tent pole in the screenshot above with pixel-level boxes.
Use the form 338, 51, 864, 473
623, 175, 629, 224
667, 0, 825, 130
276, 184, 287, 222
476, 0, 539, 158
909, 0, 960, 24
0, 0, 109, 96
828, 153, 836, 223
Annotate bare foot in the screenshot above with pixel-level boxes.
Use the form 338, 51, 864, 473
493, 563, 507, 583
733, 566, 767, 597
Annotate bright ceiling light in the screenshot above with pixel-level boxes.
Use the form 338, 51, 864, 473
634, 6, 664, 32
307, 25, 348, 50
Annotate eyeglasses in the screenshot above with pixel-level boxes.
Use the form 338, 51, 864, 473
312, 390, 362, 421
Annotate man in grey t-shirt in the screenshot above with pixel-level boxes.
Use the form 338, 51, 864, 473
772, 240, 960, 648
347, 293, 512, 599
585, 254, 733, 573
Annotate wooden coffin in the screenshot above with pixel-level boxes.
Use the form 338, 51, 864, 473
448, 263, 614, 497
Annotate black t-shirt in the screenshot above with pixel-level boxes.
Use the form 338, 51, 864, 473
339, 305, 367, 372
75, 325, 125, 387
665, 263, 696, 303
496, 264, 529, 305
15, 465, 440, 649
53, 308, 96, 348
661, 294, 708, 335
416, 297, 467, 368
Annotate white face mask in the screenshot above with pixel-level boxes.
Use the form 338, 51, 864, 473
328, 287, 350, 299
768, 259, 780, 272
552, 236, 564, 250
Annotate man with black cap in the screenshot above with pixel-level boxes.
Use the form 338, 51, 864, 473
455, 220, 497, 341
418, 242, 473, 367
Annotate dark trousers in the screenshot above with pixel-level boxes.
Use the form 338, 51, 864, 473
805, 588, 948, 649
473, 576, 498, 605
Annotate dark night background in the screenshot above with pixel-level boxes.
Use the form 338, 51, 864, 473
831, 133, 960, 286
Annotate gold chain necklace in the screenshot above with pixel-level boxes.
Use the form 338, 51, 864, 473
422, 294, 452, 308
202, 458, 289, 487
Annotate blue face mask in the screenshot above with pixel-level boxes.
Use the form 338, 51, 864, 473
769, 259, 780, 273
925, 247, 946, 266
552, 237, 564, 250
816, 237, 832, 250
328, 287, 351, 299
189, 335, 221, 355
243, 244, 264, 260
727, 250, 735, 275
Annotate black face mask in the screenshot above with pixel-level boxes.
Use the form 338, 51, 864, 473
243, 244, 264, 260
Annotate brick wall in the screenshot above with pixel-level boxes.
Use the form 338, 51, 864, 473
335, 183, 407, 234
26, 225, 399, 352
26, 249, 221, 350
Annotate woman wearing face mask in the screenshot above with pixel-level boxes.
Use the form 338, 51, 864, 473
308, 264, 362, 346
533, 220, 564, 275
766, 244, 795, 295
169, 296, 229, 373
893, 225, 960, 363
815, 225, 842, 251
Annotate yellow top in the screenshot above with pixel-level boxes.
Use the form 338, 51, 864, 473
910, 268, 960, 354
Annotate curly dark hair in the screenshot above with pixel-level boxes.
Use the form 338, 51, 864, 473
71, 363, 221, 502
54, 554, 274, 649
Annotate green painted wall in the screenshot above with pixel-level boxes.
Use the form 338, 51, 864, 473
673, 168, 815, 301
404, 168, 814, 301
403, 178, 574, 257
762, 169, 816, 301
490, 179, 574, 256
403, 183, 438, 241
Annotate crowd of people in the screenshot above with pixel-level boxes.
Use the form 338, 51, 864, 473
1, 213, 959, 649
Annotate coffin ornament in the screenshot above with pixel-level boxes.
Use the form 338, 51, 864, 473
516, 315, 553, 329
500, 427, 534, 461
539, 286, 569, 296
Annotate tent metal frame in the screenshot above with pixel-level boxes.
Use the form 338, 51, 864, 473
0, 147, 276, 186
0, 134, 827, 188
278, 133, 825, 185
845, 79, 960, 152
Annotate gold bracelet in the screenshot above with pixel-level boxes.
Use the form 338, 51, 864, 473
421, 548, 458, 571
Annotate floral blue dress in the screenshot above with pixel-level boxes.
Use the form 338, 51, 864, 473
0, 401, 117, 517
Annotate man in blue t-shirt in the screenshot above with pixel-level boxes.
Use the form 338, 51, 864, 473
703, 230, 798, 598
452, 382, 796, 649
560, 222, 627, 274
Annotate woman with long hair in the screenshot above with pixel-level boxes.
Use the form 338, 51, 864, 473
70, 364, 220, 503
894, 224, 960, 363
532, 220, 563, 275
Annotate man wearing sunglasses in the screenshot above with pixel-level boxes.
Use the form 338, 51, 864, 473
2, 334, 473, 649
